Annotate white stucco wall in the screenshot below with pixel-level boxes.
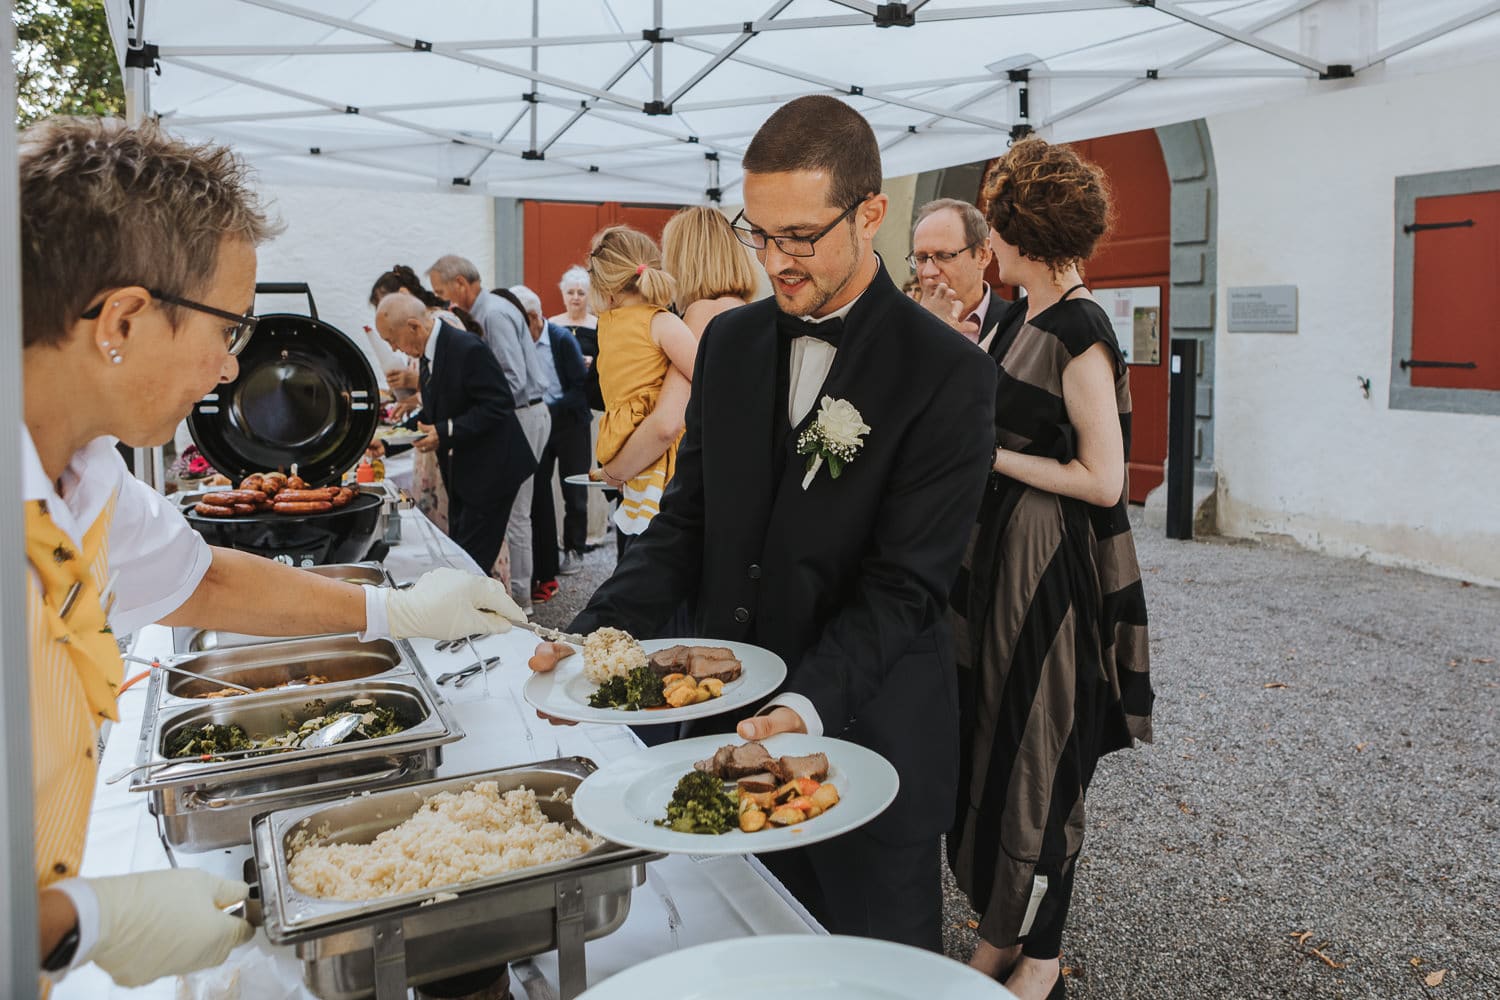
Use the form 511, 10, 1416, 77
1208, 58, 1500, 586
250, 183, 495, 379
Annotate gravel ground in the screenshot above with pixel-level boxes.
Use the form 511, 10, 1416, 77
532, 515, 1500, 999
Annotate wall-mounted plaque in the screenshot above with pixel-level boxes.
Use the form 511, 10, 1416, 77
1093, 285, 1161, 365
1228, 285, 1298, 333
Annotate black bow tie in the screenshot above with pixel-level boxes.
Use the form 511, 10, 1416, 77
776, 311, 843, 347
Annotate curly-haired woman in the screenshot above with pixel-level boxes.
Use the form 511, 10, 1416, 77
947, 137, 1155, 999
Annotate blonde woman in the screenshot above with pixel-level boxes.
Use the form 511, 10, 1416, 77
661, 205, 758, 335
587, 226, 698, 554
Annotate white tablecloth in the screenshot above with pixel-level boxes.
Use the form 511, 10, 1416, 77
55, 507, 822, 1000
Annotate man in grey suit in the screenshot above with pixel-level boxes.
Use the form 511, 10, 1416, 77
429, 255, 551, 611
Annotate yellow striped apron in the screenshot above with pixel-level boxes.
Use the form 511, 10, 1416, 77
26, 493, 123, 900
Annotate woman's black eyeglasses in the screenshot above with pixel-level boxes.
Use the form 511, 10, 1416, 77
730, 198, 868, 258
81, 289, 258, 356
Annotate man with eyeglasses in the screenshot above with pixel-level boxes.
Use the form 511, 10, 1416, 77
527, 96, 996, 951
909, 198, 1024, 349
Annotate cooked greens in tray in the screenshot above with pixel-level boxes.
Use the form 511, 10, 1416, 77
165, 697, 413, 759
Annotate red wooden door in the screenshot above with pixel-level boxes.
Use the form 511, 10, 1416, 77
1069, 130, 1171, 503
523, 201, 685, 317
1409, 190, 1500, 390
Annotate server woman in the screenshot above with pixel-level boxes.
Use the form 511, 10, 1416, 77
20, 117, 522, 992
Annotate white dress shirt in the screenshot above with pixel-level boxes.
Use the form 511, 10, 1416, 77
767, 291, 866, 737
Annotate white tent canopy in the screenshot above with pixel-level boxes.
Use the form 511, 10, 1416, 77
111, 0, 1500, 204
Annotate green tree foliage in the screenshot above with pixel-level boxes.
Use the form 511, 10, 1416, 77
13, 0, 124, 126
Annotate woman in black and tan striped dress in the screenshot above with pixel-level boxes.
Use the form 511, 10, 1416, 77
948, 137, 1155, 1000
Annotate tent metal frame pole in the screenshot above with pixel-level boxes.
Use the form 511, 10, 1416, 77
672, 36, 1011, 130
1357, 0, 1500, 69
878, 78, 1011, 152
664, 1, 788, 108
125, 0, 167, 492
1, 3, 40, 995
231, 0, 645, 111
538, 46, 652, 153
528, 0, 540, 153
1042, 0, 1324, 127
1151, 0, 1330, 74
651, 0, 664, 105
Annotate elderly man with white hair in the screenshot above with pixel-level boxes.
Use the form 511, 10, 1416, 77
428, 254, 551, 611
511, 284, 592, 600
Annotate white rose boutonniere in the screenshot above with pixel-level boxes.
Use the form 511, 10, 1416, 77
796, 396, 871, 490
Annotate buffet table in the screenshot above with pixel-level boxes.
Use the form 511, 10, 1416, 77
55, 507, 824, 1000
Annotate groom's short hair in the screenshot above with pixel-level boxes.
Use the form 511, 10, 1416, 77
743, 96, 882, 210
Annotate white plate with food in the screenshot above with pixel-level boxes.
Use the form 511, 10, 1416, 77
563, 473, 614, 489
578, 934, 1015, 999
375, 427, 426, 447
522, 631, 787, 725
571, 732, 898, 856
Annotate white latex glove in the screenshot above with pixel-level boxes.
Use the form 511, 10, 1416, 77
85, 869, 254, 988
386, 567, 525, 639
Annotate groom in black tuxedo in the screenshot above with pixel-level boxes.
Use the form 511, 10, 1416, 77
529, 96, 996, 949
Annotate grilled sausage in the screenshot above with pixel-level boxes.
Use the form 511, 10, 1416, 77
330, 487, 355, 507
273, 500, 333, 514
286, 475, 308, 491
239, 474, 265, 493
209, 489, 267, 504
231, 503, 257, 515
193, 502, 235, 517
272, 489, 336, 502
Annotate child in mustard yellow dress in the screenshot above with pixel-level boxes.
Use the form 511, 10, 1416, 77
586, 226, 700, 554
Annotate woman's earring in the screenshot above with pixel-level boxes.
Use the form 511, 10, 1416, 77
102, 341, 122, 365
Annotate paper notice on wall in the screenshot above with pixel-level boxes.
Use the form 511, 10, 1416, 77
1092, 286, 1161, 365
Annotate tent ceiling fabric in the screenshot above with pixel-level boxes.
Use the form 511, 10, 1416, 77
120, 0, 1500, 204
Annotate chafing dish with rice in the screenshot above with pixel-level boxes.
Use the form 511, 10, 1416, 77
249, 758, 653, 1000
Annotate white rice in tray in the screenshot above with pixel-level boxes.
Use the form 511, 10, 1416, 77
287, 782, 601, 901
582, 626, 646, 685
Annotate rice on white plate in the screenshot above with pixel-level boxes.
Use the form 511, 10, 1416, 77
581, 626, 646, 685
286, 782, 601, 901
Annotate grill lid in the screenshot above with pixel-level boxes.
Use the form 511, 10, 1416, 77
188, 306, 379, 487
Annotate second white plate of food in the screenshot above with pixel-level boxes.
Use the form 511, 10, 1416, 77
522, 637, 786, 725
563, 473, 614, 489
376, 427, 426, 447
578, 935, 1015, 999
572, 732, 898, 855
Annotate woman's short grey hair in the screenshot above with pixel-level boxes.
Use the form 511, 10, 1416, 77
559, 265, 590, 293
18, 117, 280, 349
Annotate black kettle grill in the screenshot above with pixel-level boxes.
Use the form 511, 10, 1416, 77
182, 283, 386, 566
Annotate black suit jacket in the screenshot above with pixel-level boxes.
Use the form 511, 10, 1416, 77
573, 267, 997, 841
422, 320, 536, 504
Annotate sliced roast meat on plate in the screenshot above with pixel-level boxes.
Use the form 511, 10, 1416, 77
694, 740, 776, 779
778, 752, 829, 783
735, 772, 781, 794
648, 644, 743, 682
686, 653, 742, 684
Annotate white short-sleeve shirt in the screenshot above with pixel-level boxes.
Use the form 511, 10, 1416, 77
23, 429, 212, 635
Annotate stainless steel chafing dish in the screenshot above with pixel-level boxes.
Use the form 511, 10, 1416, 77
250, 759, 653, 1000
171, 562, 393, 654
131, 642, 461, 852
154, 634, 411, 702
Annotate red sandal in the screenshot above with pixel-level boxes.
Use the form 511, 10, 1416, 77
531, 579, 560, 603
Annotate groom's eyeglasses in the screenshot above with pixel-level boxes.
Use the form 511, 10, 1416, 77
731, 198, 868, 258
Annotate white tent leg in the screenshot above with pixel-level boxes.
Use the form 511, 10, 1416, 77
1, 2, 40, 994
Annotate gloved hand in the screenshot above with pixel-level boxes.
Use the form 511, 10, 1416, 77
386, 567, 526, 639
85, 869, 254, 987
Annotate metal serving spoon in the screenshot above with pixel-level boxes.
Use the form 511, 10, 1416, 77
104, 713, 364, 784
121, 653, 258, 696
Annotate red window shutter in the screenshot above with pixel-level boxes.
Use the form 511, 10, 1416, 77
1408, 190, 1500, 390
